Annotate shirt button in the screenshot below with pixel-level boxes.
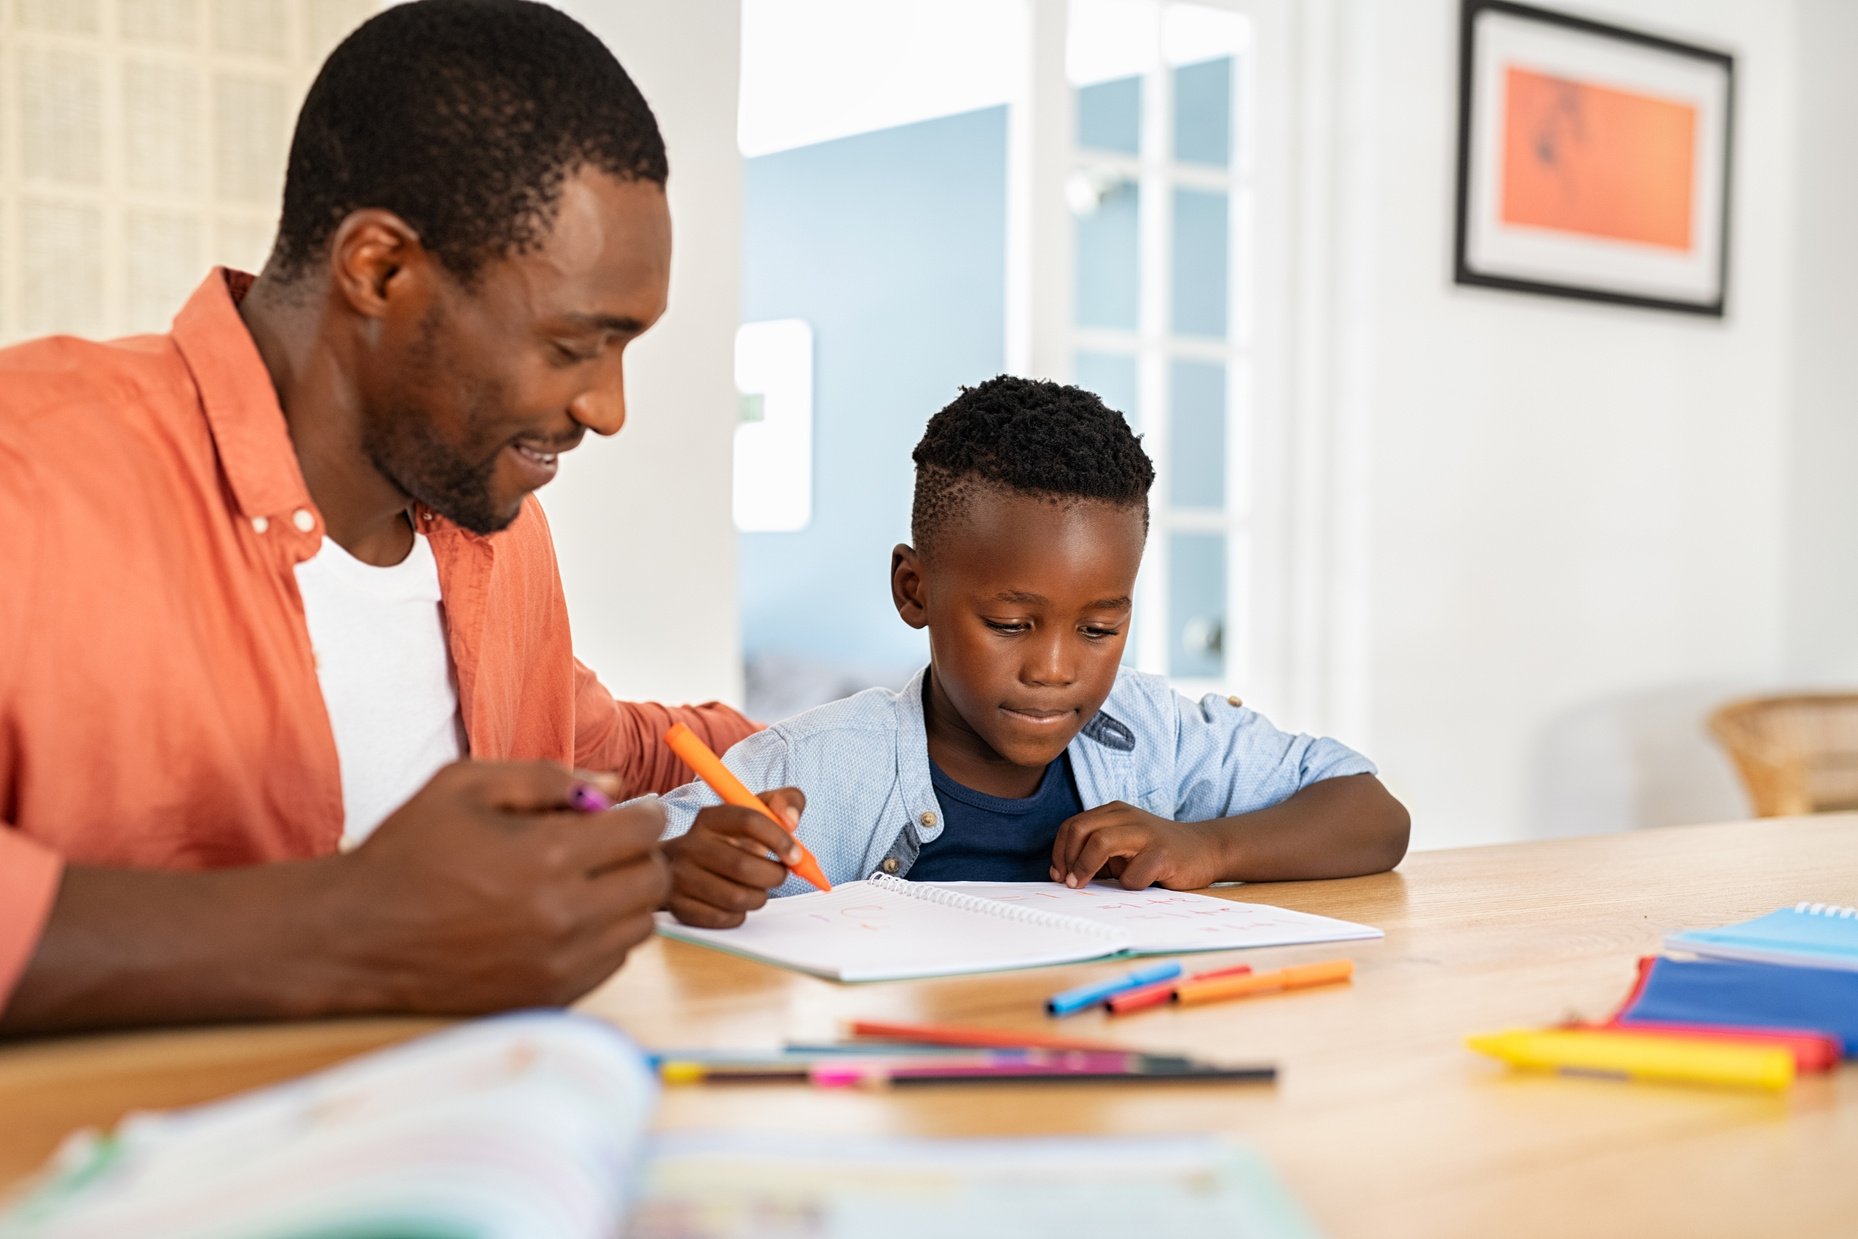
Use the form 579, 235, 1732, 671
1226, 694, 1244, 707
919, 810, 937, 827
292, 508, 315, 533
881, 857, 900, 874
251, 516, 269, 534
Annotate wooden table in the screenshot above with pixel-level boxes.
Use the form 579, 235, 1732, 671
3, 816, 1855, 1237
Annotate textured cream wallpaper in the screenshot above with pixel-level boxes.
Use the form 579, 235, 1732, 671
1, 0, 375, 343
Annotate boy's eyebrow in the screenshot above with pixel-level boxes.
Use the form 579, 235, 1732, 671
990, 590, 1133, 610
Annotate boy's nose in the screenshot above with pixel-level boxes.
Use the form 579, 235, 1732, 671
1022, 632, 1076, 687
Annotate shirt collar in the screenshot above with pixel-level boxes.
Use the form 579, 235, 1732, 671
170, 268, 319, 531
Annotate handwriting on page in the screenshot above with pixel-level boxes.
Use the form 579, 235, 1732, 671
969, 886, 1330, 936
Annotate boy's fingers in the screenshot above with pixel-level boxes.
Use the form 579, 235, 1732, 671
672, 861, 777, 916
1052, 807, 1112, 874
760, 786, 806, 829
1114, 849, 1168, 891
694, 804, 802, 863
667, 892, 750, 930
678, 829, 790, 891
1066, 825, 1139, 886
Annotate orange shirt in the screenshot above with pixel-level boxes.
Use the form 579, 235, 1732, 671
0, 269, 756, 1007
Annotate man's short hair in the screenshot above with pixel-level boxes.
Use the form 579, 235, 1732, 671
273, 0, 667, 283
910, 375, 1155, 558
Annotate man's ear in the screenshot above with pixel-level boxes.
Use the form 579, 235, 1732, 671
327, 209, 428, 321
891, 543, 929, 630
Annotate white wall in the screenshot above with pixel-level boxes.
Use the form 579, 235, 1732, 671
1311, 0, 1813, 848
1785, 0, 1858, 685
540, 0, 746, 707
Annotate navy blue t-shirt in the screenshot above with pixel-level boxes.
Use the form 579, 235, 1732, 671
910, 753, 1087, 882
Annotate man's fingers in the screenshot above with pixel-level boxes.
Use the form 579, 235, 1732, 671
560, 844, 671, 925
440, 759, 590, 813
553, 800, 666, 873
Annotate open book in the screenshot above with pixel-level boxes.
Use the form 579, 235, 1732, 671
656, 874, 1381, 981
0, 1013, 1321, 1239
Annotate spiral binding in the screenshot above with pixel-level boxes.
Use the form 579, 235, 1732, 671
1793, 901, 1858, 918
868, 873, 1126, 944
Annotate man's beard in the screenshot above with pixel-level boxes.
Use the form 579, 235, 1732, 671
360, 308, 516, 536
362, 410, 510, 535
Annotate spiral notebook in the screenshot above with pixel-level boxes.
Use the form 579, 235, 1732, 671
1665, 902, 1858, 972
654, 875, 1381, 981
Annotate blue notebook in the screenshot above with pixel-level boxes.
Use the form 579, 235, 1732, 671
1619, 956, 1858, 1055
1666, 902, 1858, 972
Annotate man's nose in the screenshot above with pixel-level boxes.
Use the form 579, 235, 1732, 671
570, 358, 627, 436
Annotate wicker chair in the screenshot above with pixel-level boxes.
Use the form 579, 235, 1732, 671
1709, 694, 1858, 817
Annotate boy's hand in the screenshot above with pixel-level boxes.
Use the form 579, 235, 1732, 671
662, 789, 808, 928
1051, 802, 1225, 891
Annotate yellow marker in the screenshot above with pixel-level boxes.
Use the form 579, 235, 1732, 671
1467, 1028, 1795, 1092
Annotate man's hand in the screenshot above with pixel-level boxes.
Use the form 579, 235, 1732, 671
1, 760, 671, 1034
661, 789, 807, 929
329, 761, 671, 1012
1050, 801, 1225, 891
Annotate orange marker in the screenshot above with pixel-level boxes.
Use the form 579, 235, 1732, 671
1106, 962, 1254, 1015
664, 723, 831, 891
1174, 958, 1354, 1007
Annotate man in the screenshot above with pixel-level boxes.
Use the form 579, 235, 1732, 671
0, 0, 795, 1033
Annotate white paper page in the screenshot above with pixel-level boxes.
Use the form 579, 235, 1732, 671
926, 882, 1382, 954
655, 878, 1128, 981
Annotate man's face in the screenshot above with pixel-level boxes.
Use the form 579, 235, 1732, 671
359, 169, 672, 533
906, 489, 1146, 771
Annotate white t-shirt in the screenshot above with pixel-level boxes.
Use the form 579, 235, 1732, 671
295, 526, 465, 848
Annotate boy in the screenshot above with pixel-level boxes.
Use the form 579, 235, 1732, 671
658, 376, 1408, 929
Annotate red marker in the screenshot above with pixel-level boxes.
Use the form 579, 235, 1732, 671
1106, 962, 1255, 1015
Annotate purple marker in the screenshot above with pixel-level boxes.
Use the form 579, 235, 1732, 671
567, 783, 614, 813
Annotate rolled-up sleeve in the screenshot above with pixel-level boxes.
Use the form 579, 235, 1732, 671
0, 828, 63, 1011
1171, 691, 1377, 822
571, 658, 762, 798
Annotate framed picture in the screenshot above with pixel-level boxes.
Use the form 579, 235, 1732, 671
1453, 0, 1734, 316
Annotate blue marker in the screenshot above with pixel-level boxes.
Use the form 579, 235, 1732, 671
1045, 960, 1184, 1017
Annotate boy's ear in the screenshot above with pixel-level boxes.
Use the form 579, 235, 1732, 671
891, 543, 929, 629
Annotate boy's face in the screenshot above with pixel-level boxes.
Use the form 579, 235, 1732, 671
893, 488, 1146, 777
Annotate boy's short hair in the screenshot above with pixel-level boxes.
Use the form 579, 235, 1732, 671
274, 0, 666, 285
910, 375, 1155, 559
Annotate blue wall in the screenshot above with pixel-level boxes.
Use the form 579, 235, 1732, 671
739, 106, 1008, 674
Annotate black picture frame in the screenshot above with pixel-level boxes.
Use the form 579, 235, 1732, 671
1452, 0, 1735, 316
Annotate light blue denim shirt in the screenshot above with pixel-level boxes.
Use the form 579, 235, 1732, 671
649, 665, 1376, 898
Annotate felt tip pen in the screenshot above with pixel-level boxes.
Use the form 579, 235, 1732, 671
1046, 961, 1184, 1017
1467, 1029, 1795, 1092
1105, 962, 1255, 1015
813, 1062, 1277, 1088
567, 783, 614, 813
664, 722, 831, 891
846, 1019, 1162, 1054
1173, 959, 1354, 1007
